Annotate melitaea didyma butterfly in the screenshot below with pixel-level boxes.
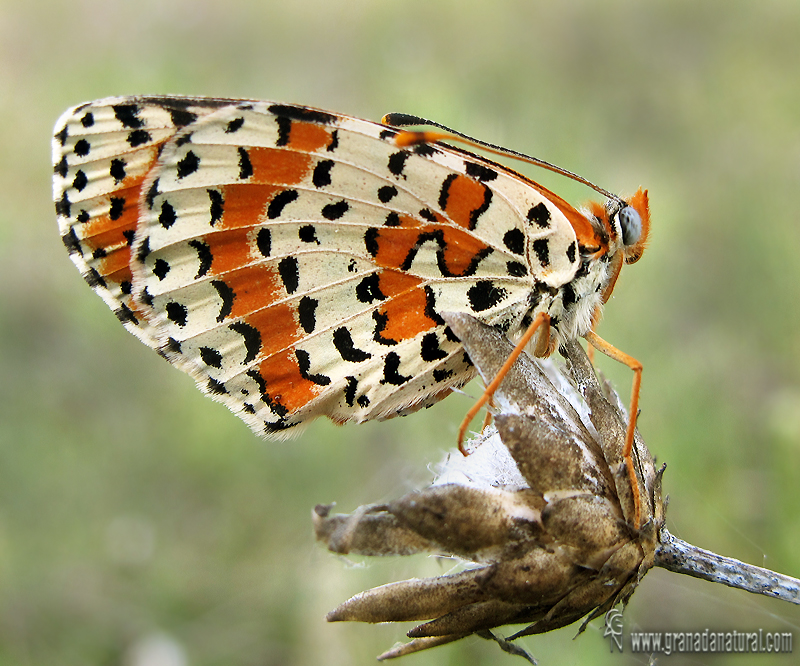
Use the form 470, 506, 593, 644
53, 96, 649, 518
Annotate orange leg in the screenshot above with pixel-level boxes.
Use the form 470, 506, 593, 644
584, 330, 643, 529
480, 407, 494, 432
457, 312, 550, 454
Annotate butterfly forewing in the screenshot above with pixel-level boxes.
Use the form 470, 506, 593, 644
54, 96, 584, 437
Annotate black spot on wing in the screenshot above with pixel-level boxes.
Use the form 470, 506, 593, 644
55, 191, 71, 217
238, 147, 253, 180
274, 116, 291, 147
159, 201, 177, 229
418, 208, 437, 223
229, 321, 262, 363
176, 150, 200, 179
188, 239, 212, 278
413, 144, 437, 157
267, 104, 337, 125
503, 228, 525, 255
433, 367, 454, 383
438, 173, 458, 211
420, 332, 448, 362
377, 185, 398, 203
387, 150, 409, 177
566, 241, 576, 264
113, 104, 144, 129
54, 155, 68, 178
333, 327, 372, 363
152, 258, 170, 280
109, 158, 126, 183
200, 346, 222, 368
423, 286, 445, 326
208, 189, 224, 225
344, 376, 358, 407
62, 228, 81, 256
295, 349, 331, 386
256, 228, 271, 257
55, 125, 68, 147
72, 170, 87, 191
527, 203, 551, 228
263, 419, 296, 434
267, 189, 298, 218
115, 303, 137, 326
207, 378, 228, 395
127, 130, 151, 147
532, 238, 550, 267
364, 227, 379, 257
84, 267, 106, 289
278, 256, 299, 294
226, 116, 245, 133
298, 296, 318, 334
464, 161, 498, 182
74, 139, 90, 157
211, 279, 235, 322
165, 301, 188, 327
169, 108, 198, 127
312, 159, 334, 188
321, 200, 349, 220
467, 280, 508, 312
145, 178, 161, 209
299, 225, 320, 244
380, 352, 411, 385
109, 197, 125, 221
356, 273, 386, 303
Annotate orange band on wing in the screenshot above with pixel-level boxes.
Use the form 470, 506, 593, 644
216, 264, 284, 320
440, 175, 490, 230
257, 348, 323, 412
249, 146, 313, 185
284, 121, 333, 152
376, 286, 440, 342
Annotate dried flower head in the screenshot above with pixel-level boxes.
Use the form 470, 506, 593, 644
314, 312, 665, 660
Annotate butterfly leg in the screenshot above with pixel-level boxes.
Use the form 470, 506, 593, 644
457, 312, 550, 455
583, 330, 643, 529
480, 406, 494, 432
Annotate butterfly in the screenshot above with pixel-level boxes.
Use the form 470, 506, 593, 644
53, 96, 649, 487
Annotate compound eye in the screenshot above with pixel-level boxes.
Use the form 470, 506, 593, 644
618, 205, 642, 246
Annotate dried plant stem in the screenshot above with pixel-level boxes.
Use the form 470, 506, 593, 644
656, 527, 800, 605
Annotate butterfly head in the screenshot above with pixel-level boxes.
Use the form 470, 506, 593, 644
614, 187, 650, 264
583, 187, 650, 306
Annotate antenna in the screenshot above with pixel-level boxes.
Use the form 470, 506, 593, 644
382, 112, 624, 206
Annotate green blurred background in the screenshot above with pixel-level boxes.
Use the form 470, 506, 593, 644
2, 1, 800, 664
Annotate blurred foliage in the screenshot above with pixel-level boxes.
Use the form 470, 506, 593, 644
1, 0, 800, 664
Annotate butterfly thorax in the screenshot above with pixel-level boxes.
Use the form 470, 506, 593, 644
508, 191, 649, 358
